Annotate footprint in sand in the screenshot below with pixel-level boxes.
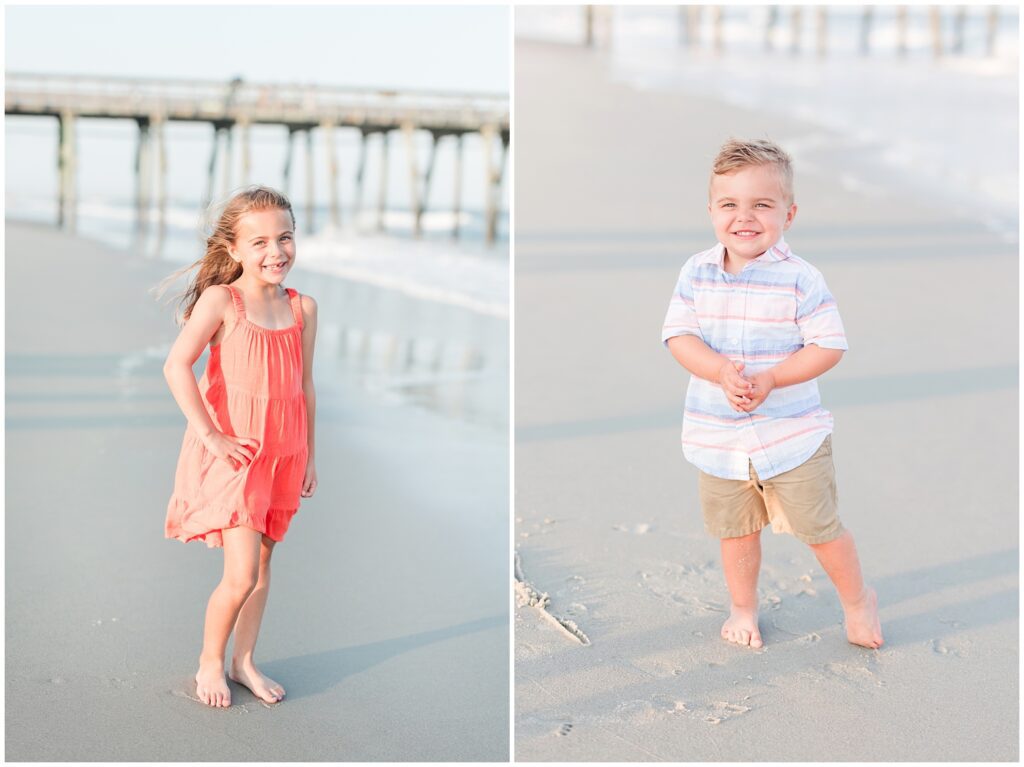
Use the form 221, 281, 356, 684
613, 523, 653, 535
616, 697, 689, 724
703, 701, 753, 725
931, 638, 965, 658
556, 722, 573, 736
824, 661, 886, 688
651, 694, 689, 714
637, 562, 722, 614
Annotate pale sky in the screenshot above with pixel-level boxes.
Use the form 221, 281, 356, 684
5, 5, 509, 93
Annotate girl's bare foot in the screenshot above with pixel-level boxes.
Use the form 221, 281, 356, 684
229, 659, 285, 704
721, 605, 763, 648
195, 659, 231, 707
842, 586, 884, 649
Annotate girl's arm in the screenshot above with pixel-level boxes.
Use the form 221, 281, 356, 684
163, 285, 259, 468
299, 295, 318, 497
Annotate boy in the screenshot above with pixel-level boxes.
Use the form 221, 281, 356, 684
662, 139, 883, 650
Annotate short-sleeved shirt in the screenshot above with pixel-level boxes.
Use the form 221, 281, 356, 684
661, 237, 848, 481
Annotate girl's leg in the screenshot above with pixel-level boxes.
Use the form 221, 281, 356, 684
720, 529, 764, 648
228, 534, 286, 703
808, 529, 884, 648
195, 526, 262, 707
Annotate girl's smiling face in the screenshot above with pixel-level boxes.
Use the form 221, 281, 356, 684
228, 208, 296, 283
708, 164, 797, 266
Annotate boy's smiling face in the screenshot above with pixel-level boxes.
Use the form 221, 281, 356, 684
708, 163, 797, 268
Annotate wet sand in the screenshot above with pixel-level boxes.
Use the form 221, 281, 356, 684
514, 40, 1018, 761
5, 220, 509, 761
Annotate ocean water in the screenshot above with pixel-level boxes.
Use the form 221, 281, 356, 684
5, 117, 509, 428
517, 5, 1019, 241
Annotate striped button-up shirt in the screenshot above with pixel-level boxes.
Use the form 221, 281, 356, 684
661, 238, 848, 480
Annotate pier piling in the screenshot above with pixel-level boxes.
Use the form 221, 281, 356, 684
283, 126, 296, 198
815, 7, 828, 57
57, 109, 77, 230
420, 131, 439, 236
355, 128, 368, 224
402, 122, 422, 237
452, 133, 463, 239
986, 6, 999, 56
859, 6, 873, 54
222, 125, 234, 199
790, 7, 802, 55
154, 113, 168, 256
204, 126, 219, 207
764, 6, 779, 51
377, 130, 390, 232
305, 128, 314, 232
134, 116, 152, 239
322, 119, 340, 229
896, 6, 908, 56
952, 6, 967, 54
930, 7, 944, 57
711, 6, 723, 53
239, 117, 251, 187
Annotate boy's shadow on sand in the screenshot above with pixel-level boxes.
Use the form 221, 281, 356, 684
255, 614, 506, 701
856, 546, 1018, 649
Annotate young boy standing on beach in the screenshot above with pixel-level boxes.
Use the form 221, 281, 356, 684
662, 139, 883, 650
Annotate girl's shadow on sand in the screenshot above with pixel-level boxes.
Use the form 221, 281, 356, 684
255, 614, 506, 701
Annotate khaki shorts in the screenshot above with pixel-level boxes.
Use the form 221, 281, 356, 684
698, 435, 845, 545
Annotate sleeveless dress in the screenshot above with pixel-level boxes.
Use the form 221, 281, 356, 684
165, 284, 308, 548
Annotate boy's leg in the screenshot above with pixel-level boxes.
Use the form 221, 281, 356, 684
720, 529, 764, 648
808, 529, 883, 649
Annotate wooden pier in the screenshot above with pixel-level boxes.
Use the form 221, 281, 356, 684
5, 73, 510, 244
575, 5, 1006, 59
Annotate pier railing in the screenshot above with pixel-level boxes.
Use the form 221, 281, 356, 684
6, 73, 509, 131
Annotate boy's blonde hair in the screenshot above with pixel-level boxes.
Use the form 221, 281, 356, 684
710, 138, 794, 204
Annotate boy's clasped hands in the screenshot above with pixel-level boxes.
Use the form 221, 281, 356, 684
719, 359, 776, 413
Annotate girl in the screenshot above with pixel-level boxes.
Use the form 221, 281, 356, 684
162, 186, 318, 708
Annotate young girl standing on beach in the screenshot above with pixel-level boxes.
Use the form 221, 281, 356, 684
162, 186, 318, 708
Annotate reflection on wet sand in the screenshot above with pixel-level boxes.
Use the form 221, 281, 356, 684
289, 267, 507, 431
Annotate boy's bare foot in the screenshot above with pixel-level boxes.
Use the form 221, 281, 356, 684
841, 586, 884, 649
721, 605, 763, 648
195, 659, 231, 707
229, 659, 285, 704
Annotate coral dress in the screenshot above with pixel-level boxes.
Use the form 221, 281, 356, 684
165, 284, 308, 548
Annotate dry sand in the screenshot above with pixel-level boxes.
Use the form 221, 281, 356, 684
5, 220, 509, 761
514, 40, 1018, 762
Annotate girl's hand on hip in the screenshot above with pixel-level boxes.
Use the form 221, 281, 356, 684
202, 432, 260, 472
301, 461, 318, 498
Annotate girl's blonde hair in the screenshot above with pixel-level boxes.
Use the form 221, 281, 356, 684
154, 185, 296, 326
710, 138, 794, 204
